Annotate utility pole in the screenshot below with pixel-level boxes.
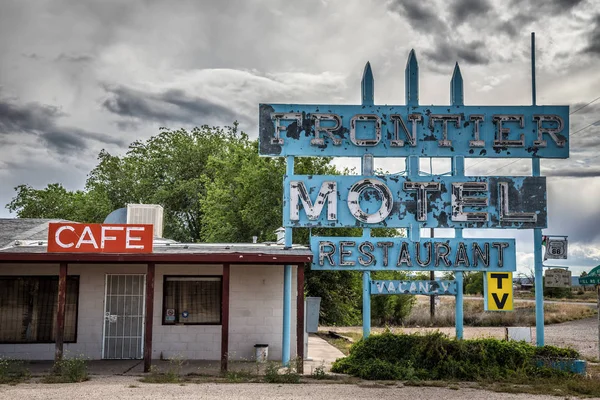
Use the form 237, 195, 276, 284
430, 227, 435, 321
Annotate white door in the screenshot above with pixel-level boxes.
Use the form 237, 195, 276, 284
102, 274, 146, 359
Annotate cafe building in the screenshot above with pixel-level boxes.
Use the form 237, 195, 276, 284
0, 210, 310, 372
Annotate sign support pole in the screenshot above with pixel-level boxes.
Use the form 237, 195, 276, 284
453, 156, 465, 339
531, 32, 545, 347
283, 156, 294, 365
451, 65, 465, 340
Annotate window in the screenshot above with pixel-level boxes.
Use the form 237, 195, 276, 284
0, 276, 79, 343
162, 276, 221, 325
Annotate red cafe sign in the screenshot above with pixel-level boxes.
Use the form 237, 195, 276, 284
47, 223, 154, 253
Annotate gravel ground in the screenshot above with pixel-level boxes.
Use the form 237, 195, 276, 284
325, 316, 600, 359
0, 377, 579, 400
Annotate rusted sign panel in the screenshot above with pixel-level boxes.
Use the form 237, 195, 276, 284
285, 175, 546, 229
259, 104, 569, 158
371, 280, 457, 295
544, 268, 571, 288
311, 237, 516, 272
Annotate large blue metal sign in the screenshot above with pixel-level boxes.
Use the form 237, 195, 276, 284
259, 104, 569, 158
311, 237, 517, 272
371, 280, 457, 296
286, 174, 546, 229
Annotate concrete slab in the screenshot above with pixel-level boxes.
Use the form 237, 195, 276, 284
303, 334, 345, 375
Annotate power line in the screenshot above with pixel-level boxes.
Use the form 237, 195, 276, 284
571, 119, 600, 137
570, 96, 600, 115
484, 159, 523, 175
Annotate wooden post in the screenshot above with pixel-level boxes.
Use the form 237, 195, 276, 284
143, 263, 155, 373
55, 262, 68, 361
296, 263, 305, 374
221, 264, 230, 372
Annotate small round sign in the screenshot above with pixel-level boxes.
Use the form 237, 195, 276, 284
181, 311, 189, 318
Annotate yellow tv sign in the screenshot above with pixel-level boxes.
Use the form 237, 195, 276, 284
485, 272, 513, 311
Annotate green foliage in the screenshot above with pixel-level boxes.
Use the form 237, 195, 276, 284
264, 361, 300, 384
140, 357, 185, 384
0, 358, 30, 384
310, 362, 328, 379
370, 271, 416, 325
5, 123, 403, 326
43, 355, 88, 383
331, 332, 580, 381
464, 272, 484, 295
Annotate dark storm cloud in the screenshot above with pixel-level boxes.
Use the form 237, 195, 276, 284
56, 53, 94, 63
583, 14, 600, 56
102, 84, 243, 126
545, 168, 600, 178
423, 39, 489, 65
449, 0, 492, 25
502, 0, 585, 38
387, 0, 446, 34
0, 97, 125, 153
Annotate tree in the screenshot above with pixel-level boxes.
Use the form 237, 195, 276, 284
6, 124, 411, 325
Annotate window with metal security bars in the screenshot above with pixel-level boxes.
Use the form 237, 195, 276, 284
0, 276, 79, 343
162, 276, 221, 325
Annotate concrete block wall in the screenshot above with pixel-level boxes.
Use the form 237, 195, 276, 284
0, 262, 299, 362
229, 264, 297, 361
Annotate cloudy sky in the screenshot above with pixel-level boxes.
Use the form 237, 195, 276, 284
1, 0, 599, 275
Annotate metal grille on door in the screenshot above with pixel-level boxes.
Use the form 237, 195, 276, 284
102, 274, 146, 359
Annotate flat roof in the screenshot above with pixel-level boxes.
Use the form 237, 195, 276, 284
0, 242, 312, 265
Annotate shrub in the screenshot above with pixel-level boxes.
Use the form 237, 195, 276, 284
264, 361, 300, 384
43, 355, 88, 383
331, 332, 580, 381
0, 358, 30, 384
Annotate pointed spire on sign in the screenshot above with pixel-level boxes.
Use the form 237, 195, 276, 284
450, 62, 464, 106
361, 61, 374, 106
405, 49, 419, 106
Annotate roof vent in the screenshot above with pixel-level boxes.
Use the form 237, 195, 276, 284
275, 227, 285, 245
126, 204, 164, 238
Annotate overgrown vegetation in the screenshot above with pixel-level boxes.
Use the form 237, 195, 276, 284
140, 357, 185, 384
0, 358, 30, 384
331, 331, 580, 381
42, 355, 88, 383
264, 361, 301, 384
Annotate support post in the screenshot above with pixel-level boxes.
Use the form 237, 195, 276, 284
296, 264, 305, 373
429, 229, 435, 321
597, 285, 600, 361
282, 155, 294, 365
143, 263, 155, 373
531, 32, 544, 347
452, 156, 465, 340
362, 270, 371, 339
221, 263, 230, 372
55, 262, 67, 361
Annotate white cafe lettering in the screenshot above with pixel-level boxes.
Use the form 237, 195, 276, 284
272, 113, 565, 148
55, 225, 146, 250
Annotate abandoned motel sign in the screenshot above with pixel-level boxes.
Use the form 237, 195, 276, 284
259, 105, 569, 158
371, 279, 457, 296
311, 237, 516, 272
285, 175, 546, 229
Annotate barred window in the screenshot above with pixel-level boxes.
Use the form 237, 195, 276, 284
162, 276, 221, 325
0, 276, 79, 343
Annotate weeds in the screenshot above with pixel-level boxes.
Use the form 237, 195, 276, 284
42, 354, 88, 383
0, 358, 30, 384
140, 356, 185, 384
311, 362, 328, 380
264, 361, 300, 384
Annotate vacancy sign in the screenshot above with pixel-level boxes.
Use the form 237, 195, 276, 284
48, 223, 154, 253
485, 272, 513, 311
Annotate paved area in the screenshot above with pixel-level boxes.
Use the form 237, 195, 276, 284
0, 378, 578, 400
304, 334, 345, 374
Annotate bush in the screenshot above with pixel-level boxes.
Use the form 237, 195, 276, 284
0, 358, 30, 384
43, 355, 88, 383
331, 332, 580, 381
264, 361, 300, 384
